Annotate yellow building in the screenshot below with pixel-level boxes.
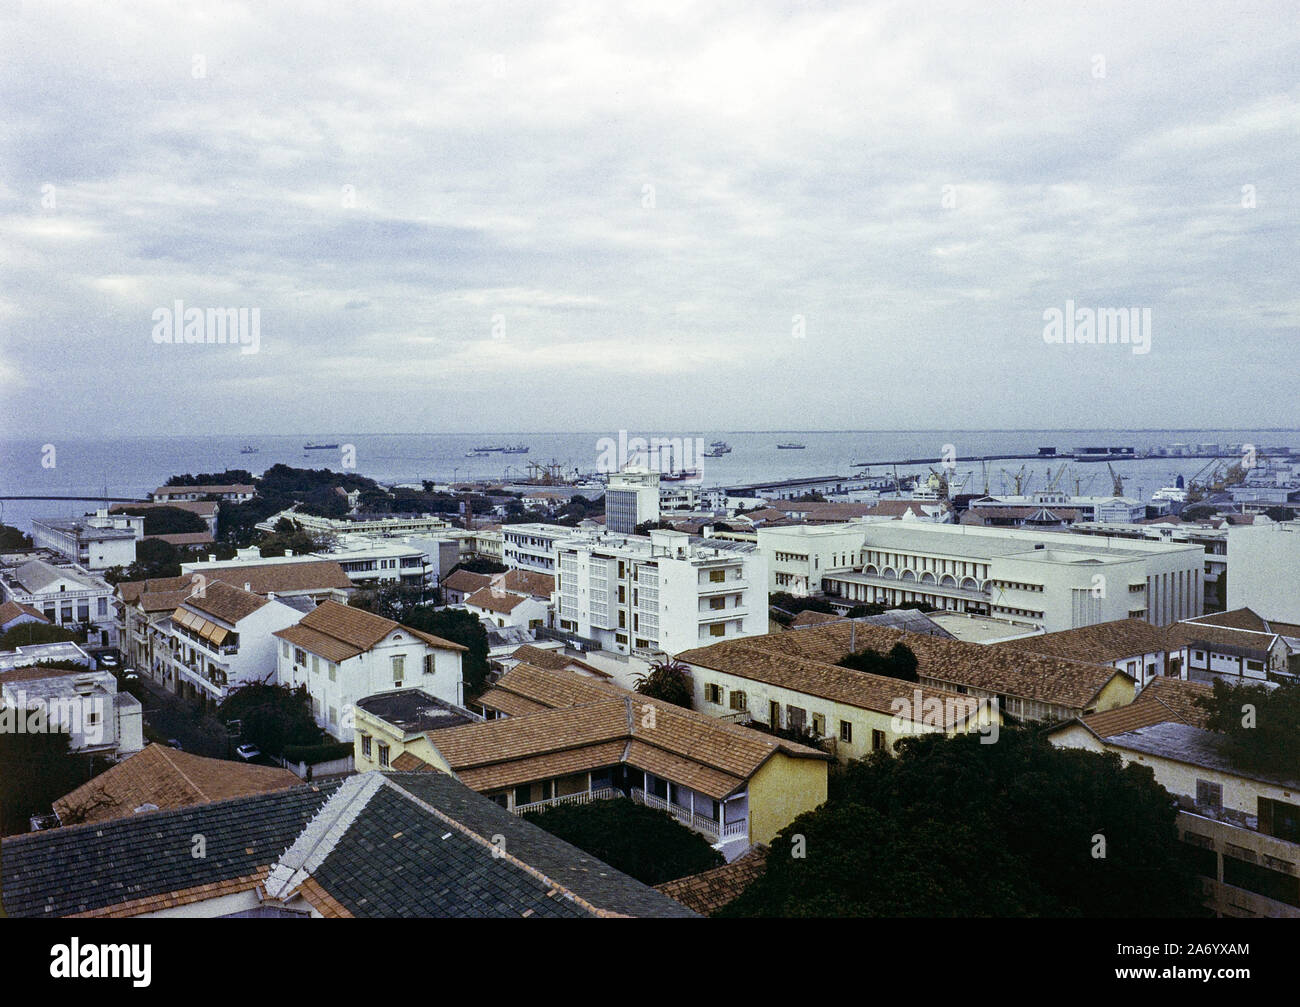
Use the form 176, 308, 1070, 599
352, 664, 830, 857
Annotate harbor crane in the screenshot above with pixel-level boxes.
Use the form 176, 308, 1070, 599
1106, 462, 1125, 497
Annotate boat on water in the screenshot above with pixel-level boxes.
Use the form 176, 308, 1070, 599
303, 442, 339, 450
1151, 486, 1189, 503
703, 448, 727, 458
465, 450, 493, 457
777, 442, 805, 449
240, 445, 259, 454
661, 469, 703, 482
500, 444, 530, 454
473, 445, 503, 452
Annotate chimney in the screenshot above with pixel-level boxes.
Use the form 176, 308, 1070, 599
245, 582, 252, 592
208, 554, 216, 562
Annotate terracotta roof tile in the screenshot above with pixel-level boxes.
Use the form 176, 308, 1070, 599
1075, 678, 1213, 739
991, 618, 1171, 665
656, 845, 768, 914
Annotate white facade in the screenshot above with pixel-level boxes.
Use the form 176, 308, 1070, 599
817, 521, 1205, 633
555, 528, 767, 657
0, 560, 119, 648
276, 631, 464, 742
756, 524, 865, 596
1226, 522, 1300, 623
502, 523, 574, 573
31, 511, 142, 570
0, 666, 143, 758
464, 592, 550, 631
185, 537, 431, 587
605, 468, 661, 533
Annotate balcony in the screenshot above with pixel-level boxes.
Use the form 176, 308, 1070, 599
509, 786, 621, 816
631, 788, 747, 841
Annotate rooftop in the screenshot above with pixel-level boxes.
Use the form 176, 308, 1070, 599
355, 689, 478, 735
991, 617, 1173, 664
1106, 721, 1300, 791
1071, 677, 1213, 739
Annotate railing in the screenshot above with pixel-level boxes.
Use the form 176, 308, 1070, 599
510, 786, 621, 816
631, 788, 747, 840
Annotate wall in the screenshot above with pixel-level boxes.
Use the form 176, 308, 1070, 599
746, 753, 828, 845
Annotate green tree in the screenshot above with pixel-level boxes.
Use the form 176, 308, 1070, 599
0, 729, 95, 834
1194, 679, 1300, 776
217, 682, 322, 756
115, 505, 208, 536
0, 621, 81, 650
0, 523, 34, 552
401, 606, 491, 696
836, 643, 919, 682
522, 798, 724, 885
720, 730, 1204, 918
633, 659, 693, 708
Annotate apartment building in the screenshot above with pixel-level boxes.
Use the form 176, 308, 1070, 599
184, 538, 430, 588
1050, 698, 1299, 917
0, 559, 118, 648
501, 522, 574, 573
159, 582, 303, 705
274, 600, 466, 741
30, 512, 142, 570
605, 467, 660, 534
554, 529, 767, 657
818, 522, 1204, 633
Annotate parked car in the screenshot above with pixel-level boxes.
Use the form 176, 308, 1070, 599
234, 743, 261, 762
99, 653, 119, 668
122, 668, 139, 682
166, 739, 183, 750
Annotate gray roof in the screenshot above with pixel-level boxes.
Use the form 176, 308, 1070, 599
356, 689, 477, 734
1106, 722, 1300, 790
1, 783, 339, 918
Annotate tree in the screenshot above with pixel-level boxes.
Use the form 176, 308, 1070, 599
719, 730, 1205, 918
0, 729, 94, 834
836, 643, 919, 682
0, 522, 33, 552
0, 621, 81, 650
348, 582, 432, 622
450, 557, 507, 575
1194, 678, 1300, 776
217, 682, 322, 757
116, 505, 207, 536
121, 538, 184, 580
401, 606, 491, 696
633, 659, 693, 708
522, 798, 724, 885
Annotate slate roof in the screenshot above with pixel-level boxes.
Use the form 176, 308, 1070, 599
355, 689, 478, 735
53, 743, 301, 826
656, 845, 769, 914
0, 783, 338, 918
991, 618, 1172, 664
1105, 722, 1300, 791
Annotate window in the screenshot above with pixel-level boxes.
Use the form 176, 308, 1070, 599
769, 701, 781, 728
328, 662, 336, 682
786, 705, 806, 731
329, 706, 337, 726
709, 596, 726, 610
361, 734, 372, 757
812, 713, 825, 737
709, 569, 725, 583
729, 690, 747, 711
391, 655, 405, 684
424, 654, 435, 676
294, 648, 306, 666
377, 743, 389, 768
312, 655, 319, 675
515, 784, 533, 808
872, 729, 886, 752
839, 720, 853, 743
705, 683, 722, 704
709, 623, 726, 637
618, 610, 626, 628
1196, 779, 1223, 811
282, 641, 291, 659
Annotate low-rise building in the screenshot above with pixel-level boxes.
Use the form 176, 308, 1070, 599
30, 512, 142, 570
0, 599, 48, 633
0, 662, 142, 759
991, 617, 1174, 691
757, 524, 866, 596
1, 559, 118, 648
274, 600, 467, 741
463, 586, 549, 631
1166, 609, 1296, 685
152, 483, 255, 503
441, 568, 492, 605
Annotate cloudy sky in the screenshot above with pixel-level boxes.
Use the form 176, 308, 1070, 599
1, 0, 1296, 436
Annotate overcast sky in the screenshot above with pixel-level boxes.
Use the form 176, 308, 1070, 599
1, 1, 1296, 436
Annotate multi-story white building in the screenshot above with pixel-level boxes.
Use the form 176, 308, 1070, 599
502, 523, 575, 573
605, 468, 661, 534
555, 528, 767, 657
0, 661, 143, 760
255, 509, 452, 537
30, 512, 142, 570
159, 582, 304, 706
1226, 522, 1300, 624
152, 484, 255, 503
1071, 520, 1230, 610
184, 537, 431, 588
0, 559, 118, 648
274, 600, 466, 741
756, 524, 866, 596
817, 522, 1204, 633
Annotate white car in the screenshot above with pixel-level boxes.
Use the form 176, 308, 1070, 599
234, 743, 261, 761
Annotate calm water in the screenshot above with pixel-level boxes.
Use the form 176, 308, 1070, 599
1, 429, 1296, 533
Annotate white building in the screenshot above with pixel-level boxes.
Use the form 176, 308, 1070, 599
256, 509, 451, 537
0, 661, 143, 759
153, 484, 255, 503
818, 521, 1205, 633
274, 600, 466, 741
555, 528, 767, 657
30, 512, 142, 570
756, 524, 866, 596
0, 560, 118, 648
605, 468, 661, 534
463, 586, 550, 631
502, 523, 575, 573
160, 582, 304, 706
1226, 522, 1300, 624
184, 537, 431, 588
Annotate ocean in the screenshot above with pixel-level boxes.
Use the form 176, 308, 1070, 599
1, 429, 1296, 534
